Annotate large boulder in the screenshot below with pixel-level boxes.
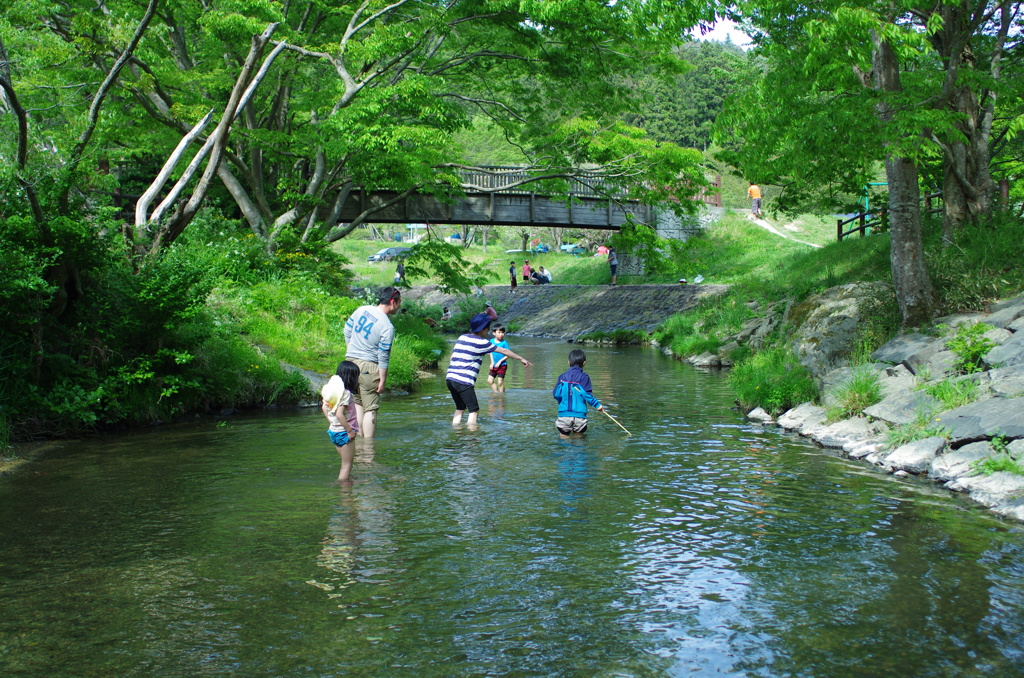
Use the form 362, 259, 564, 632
929, 441, 995, 482
940, 397, 1024, 445
777, 402, 827, 433
984, 330, 1024, 368
862, 390, 941, 426
883, 436, 946, 474
871, 332, 936, 365
983, 298, 1024, 328
947, 472, 1024, 507
788, 282, 894, 380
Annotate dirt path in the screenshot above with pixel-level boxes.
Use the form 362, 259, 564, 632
404, 283, 729, 339
746, 212, 823, 248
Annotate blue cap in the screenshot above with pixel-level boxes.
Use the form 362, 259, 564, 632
469, 313, 491, 333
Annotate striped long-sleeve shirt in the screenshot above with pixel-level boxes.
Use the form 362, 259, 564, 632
445, 334, 497, 385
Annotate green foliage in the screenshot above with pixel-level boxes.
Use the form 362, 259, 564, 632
886, 409, 951, 447
654, 295, 754, 357
922, 378, 979, 411
975, 436, 1024, 476
403, 238, 490, 295
826, 366, 882, 422
576, 329, 649, 345
729, 348, 819, 416
925, 213, 1024, 313
626, 41, 750, 152
945, 322, 996, 374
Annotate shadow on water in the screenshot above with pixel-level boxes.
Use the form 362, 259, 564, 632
1, 337, 1023, 676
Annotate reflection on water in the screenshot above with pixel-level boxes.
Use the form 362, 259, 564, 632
1, 338, 1023, 676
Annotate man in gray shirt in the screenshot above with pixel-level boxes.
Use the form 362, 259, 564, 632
344, 286, 402, 438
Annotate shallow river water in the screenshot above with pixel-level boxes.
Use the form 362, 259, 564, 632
2, 338, 1024, 677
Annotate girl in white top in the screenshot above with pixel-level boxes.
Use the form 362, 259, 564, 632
321, 366, 358, 482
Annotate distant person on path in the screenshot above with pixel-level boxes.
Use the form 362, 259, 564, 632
343, 286, 401, 438
446, 313, 531, 427
509, 261, 518, 293
522, 260, 532, 283
748, 184, 762, 218
394, 261, 405, 284
485, 301, 498, 320
552, 349, 604, 437
607, 247, 618, 286
487, 324, 510, 393
321, 363, 359, 482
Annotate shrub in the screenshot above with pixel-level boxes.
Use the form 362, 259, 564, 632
976, 436, 1024, 476
826, 366, 882, 421
922, 378, 979, 410
886, 409, 951, 447
730, 348, 818, 415
945, 322, 996, 374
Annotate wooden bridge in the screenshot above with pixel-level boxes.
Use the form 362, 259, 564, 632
337, 167, 721, 231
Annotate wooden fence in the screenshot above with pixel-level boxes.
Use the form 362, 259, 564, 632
837, 191, 943, 241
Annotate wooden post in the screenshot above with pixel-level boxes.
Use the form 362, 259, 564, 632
859, 214, 866, 237
837, 218, 843, 241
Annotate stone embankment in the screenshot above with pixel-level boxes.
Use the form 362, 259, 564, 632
745, 294, 1024, 523
404, 283, 729, 339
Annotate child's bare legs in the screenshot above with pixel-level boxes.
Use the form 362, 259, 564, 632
487, 374, 497, 392
452, 409, 464, 426
466, 411, 479, 426
336, 442, 354, 482
495, 376, 505, 393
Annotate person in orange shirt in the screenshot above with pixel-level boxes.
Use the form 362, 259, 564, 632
748, 184, 762, 218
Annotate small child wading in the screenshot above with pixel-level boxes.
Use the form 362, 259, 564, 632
446, 313, 531, 427
552, 349, 604, 436
321, 361, 360, 481
487, 324, 510, 393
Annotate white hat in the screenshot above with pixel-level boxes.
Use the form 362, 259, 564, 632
321, 374, 346, 407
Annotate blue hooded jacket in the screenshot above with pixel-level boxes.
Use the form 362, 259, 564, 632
553, 366, 602, 418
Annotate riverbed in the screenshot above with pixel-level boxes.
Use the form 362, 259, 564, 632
1, 338, 1023, 676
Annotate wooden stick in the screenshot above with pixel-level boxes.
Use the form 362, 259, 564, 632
600, 407, 632, 435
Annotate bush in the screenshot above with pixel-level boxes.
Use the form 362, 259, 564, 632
922, 378, 979, 410
826, 366, 882, 421
945, 322, 996, 374
926, 213, 1024, 313
729, 348, 818, 415
886, 409, 951, 447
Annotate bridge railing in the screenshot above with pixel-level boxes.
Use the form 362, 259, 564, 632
456, 166, 722, 207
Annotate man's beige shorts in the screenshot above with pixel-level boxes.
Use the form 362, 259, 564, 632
351, 358, 381, 412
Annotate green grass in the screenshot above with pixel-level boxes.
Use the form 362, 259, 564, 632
886, 408, 951, 447
922, 378, 979, 410
577, 329, 649, 344
333, 232, 612, 288
826, 366, 883, 422
212, 277, 448, 390
729, 347, 819, 415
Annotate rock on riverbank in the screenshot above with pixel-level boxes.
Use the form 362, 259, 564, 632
750, 295, 1024, 522
404, 284, 729, 339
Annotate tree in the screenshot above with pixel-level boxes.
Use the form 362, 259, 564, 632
717, 0, 1024, 325
1, 0, 712, 258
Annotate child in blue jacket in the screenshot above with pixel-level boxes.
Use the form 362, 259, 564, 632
552, 349, 604, 436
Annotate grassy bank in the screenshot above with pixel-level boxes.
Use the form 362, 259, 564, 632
654, 210, 1024, 414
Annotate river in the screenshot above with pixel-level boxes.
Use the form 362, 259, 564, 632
2, 338, 1023, 676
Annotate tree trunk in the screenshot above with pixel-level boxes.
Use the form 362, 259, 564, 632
886, 155, 934, 326
872, 34, 934, 327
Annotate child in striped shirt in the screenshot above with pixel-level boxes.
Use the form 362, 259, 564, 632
446, 313, 531, 427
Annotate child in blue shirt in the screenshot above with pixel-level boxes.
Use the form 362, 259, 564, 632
487, 324, 510, 392
552, 349, 604, 436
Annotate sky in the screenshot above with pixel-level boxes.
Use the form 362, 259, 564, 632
690, 18, 752, 48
